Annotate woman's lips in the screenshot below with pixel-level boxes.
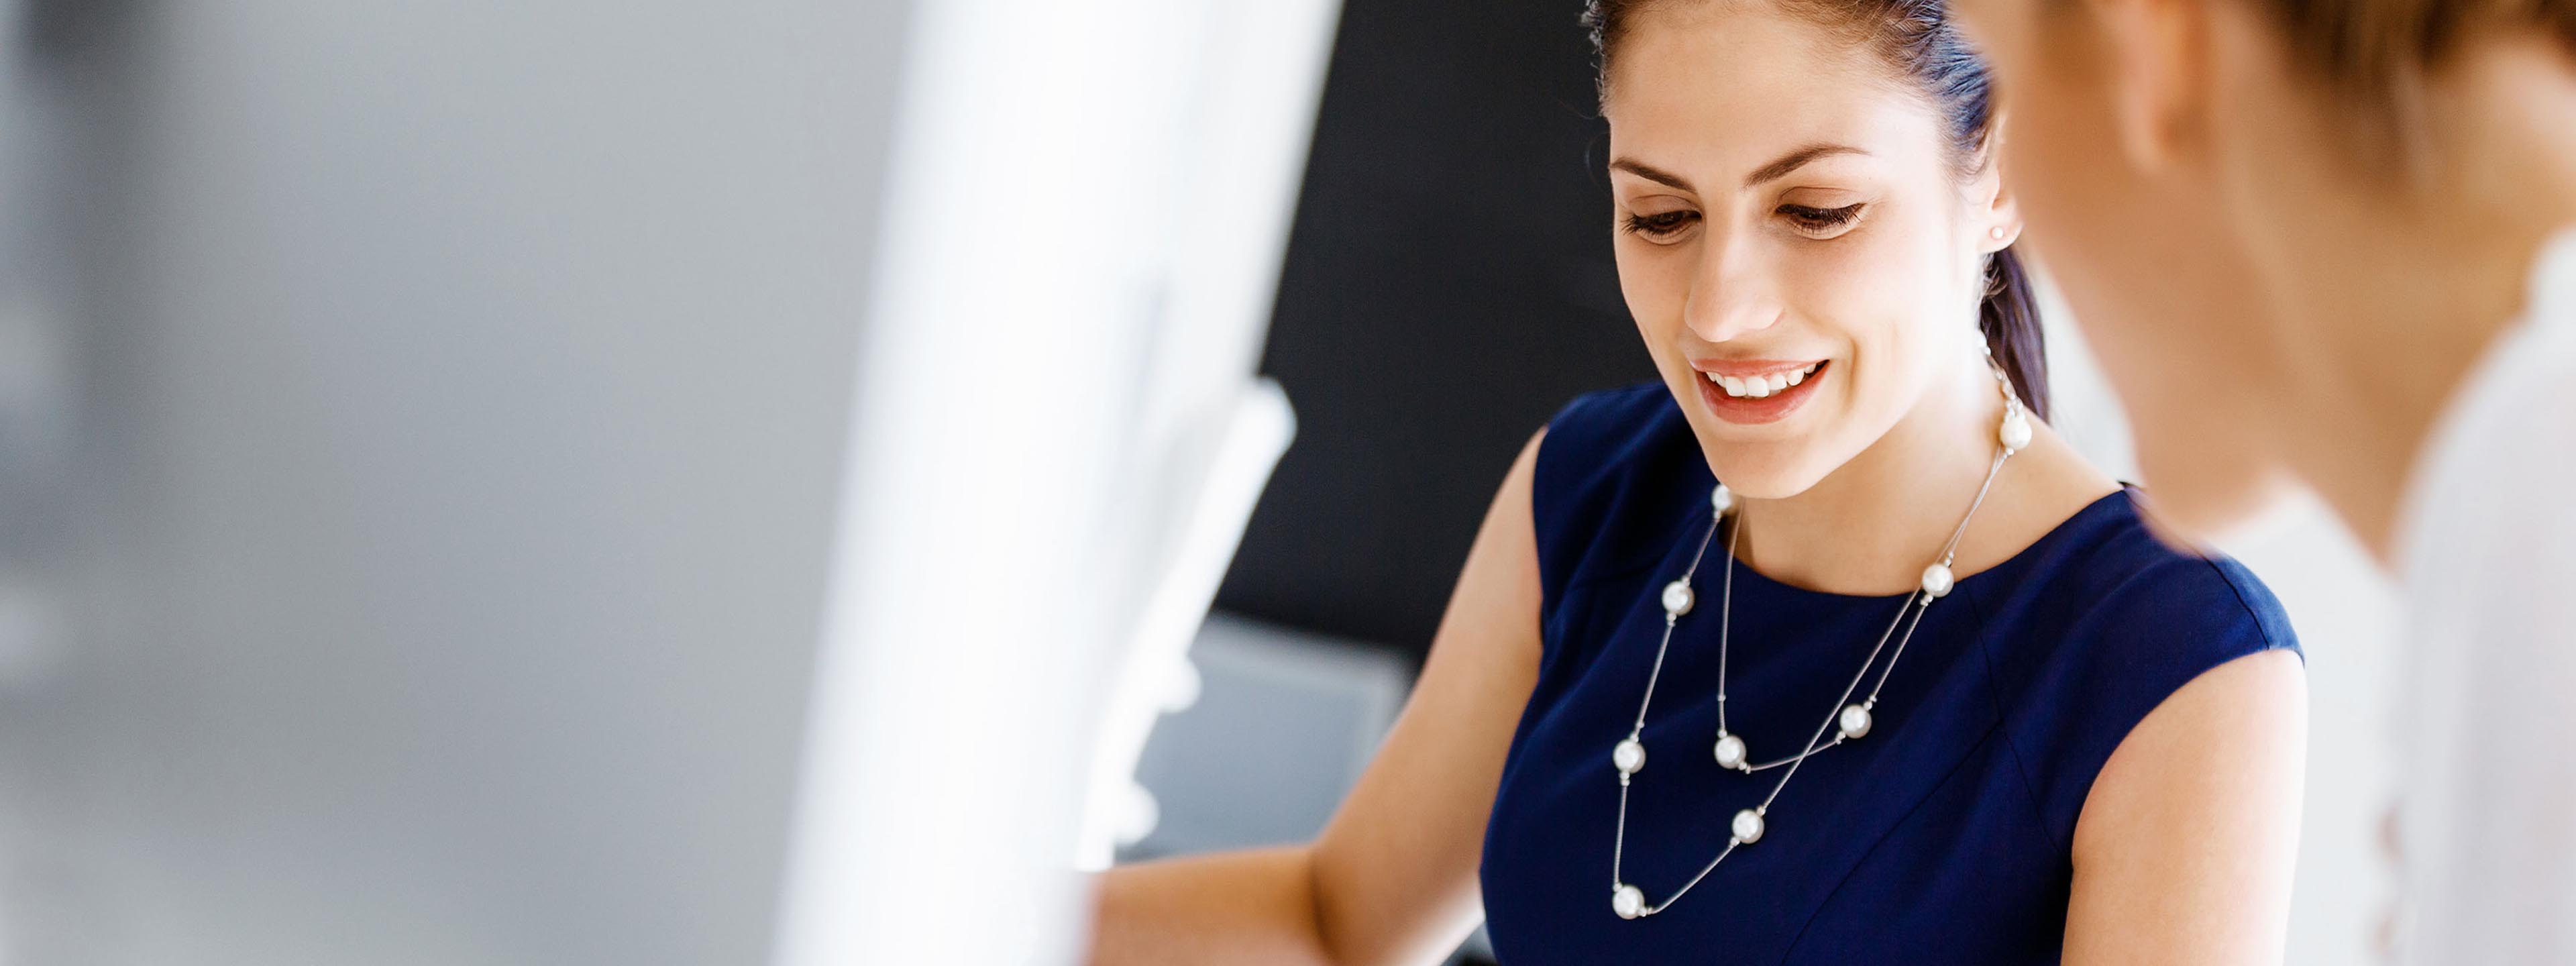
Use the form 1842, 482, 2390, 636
1693, 360, 1827, 425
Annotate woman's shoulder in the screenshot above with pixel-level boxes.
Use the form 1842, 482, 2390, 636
1527, 381, 1703, 605
1533, 380, 1690, 494
1962, 489, 2302, 847
1972, 490, 2298, 669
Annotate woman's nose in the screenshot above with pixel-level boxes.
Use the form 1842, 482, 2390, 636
1682, 237, 1782, 342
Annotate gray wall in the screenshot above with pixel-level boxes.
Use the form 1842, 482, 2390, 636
0, 3, 906, 962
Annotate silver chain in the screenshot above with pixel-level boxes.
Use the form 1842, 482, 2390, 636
1607, 367, 2027, 921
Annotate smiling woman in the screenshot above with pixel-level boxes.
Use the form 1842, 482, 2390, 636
1591, 0, 2053, 503
1085, 2, 2307, 964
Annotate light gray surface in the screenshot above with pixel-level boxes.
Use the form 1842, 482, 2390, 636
1122, 613, 1500, 963
1127, 612, 1410, 857
0, 3, 906, 963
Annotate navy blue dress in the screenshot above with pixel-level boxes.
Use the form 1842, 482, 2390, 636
1479, 383, 2300, 963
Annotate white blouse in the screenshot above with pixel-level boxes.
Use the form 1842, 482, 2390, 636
2390, 226, 2576, 964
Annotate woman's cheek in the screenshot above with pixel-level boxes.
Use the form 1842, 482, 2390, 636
1615, 250, 1690, 337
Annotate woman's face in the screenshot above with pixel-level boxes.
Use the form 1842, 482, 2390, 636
1945, 0, 2298, 539
1605, 3, 2011, 498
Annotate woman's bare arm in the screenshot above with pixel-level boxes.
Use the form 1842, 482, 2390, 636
1088, 429, 1549, 965
1086, 847, 1335, 966
2063, 649, 2307, 965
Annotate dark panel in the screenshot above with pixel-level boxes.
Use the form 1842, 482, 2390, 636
1216, 0, 1657, 660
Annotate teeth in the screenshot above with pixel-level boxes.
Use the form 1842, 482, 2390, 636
1707, 362, 1825, 398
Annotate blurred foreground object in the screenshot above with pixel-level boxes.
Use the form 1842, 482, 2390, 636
0, 0, 1334, 963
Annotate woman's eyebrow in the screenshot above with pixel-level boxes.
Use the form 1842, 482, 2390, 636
1609, 158, 1694, 191
1611, 144, 1872, 193
1743, 144, 1870, 187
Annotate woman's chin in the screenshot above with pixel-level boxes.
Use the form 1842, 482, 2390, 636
1695, 447, 1835, 500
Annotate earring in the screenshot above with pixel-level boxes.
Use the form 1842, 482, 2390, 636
1989, 226, 2006, 241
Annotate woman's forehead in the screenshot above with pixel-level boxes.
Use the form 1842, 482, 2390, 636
1602, 5, 1943, 186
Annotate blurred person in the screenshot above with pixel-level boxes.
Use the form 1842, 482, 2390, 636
1941, 0, 2576, 960
1087, 1, 2307, 963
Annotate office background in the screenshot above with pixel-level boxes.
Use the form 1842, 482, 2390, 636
0, 0, 2399, 961
1133, 3, 2401, 965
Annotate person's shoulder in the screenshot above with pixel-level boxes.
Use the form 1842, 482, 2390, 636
1539, 380, 1680, 462
1528, 381, 1699, 605
1970, 490, 2301, 847
1532, 379, 1691, 496
1986, 490, 2296, 667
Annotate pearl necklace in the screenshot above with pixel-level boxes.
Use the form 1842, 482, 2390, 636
1607, 366, 2031, 922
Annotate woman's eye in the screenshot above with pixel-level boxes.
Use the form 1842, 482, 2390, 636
1621, 210, 1699, 240
1779, 203, 1865, 237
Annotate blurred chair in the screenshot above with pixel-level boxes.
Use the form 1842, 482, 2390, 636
1119, 612, 1502, 965
1121, 611, 1410, 858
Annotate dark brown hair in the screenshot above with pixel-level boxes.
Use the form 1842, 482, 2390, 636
1583, 0, 2051, 420
2262, 0, 2576, 168
2265, 0, 2576, 95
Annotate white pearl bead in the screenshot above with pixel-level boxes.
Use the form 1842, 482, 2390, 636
1712, 731, 1747, 769
1710, 484, 1734, 517
2000, 413, 2033, 452
1661, 580, 1694, 616
1731, 808, 1766, 844
1919, 562, 1955, 599
1613, 883, 1645, 919
1838, 703, 1872, 739
1613, 738, 1646, 775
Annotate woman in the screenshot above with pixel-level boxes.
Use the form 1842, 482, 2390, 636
1089, 1, 2307, 962
1939, 0, 2576, 961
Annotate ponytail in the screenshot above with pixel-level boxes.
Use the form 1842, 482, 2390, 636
1980, 246, 2049, 421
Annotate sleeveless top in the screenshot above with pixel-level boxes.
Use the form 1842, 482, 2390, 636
1478, 383, 2300, 964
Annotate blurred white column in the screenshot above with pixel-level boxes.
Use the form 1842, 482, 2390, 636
771, 1, 1340, 964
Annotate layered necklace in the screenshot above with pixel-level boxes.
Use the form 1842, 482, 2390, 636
1606, 364, 2033, 921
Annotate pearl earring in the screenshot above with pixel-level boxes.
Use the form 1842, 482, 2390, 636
1989, 226, 2006, 240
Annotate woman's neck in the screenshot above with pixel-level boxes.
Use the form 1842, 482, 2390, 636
2253, 38, 2576, 564
1733, 356, 2013, 596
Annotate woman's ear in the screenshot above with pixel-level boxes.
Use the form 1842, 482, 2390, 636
1974, 131, 2025, 254
2089, 0, 2215, 172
